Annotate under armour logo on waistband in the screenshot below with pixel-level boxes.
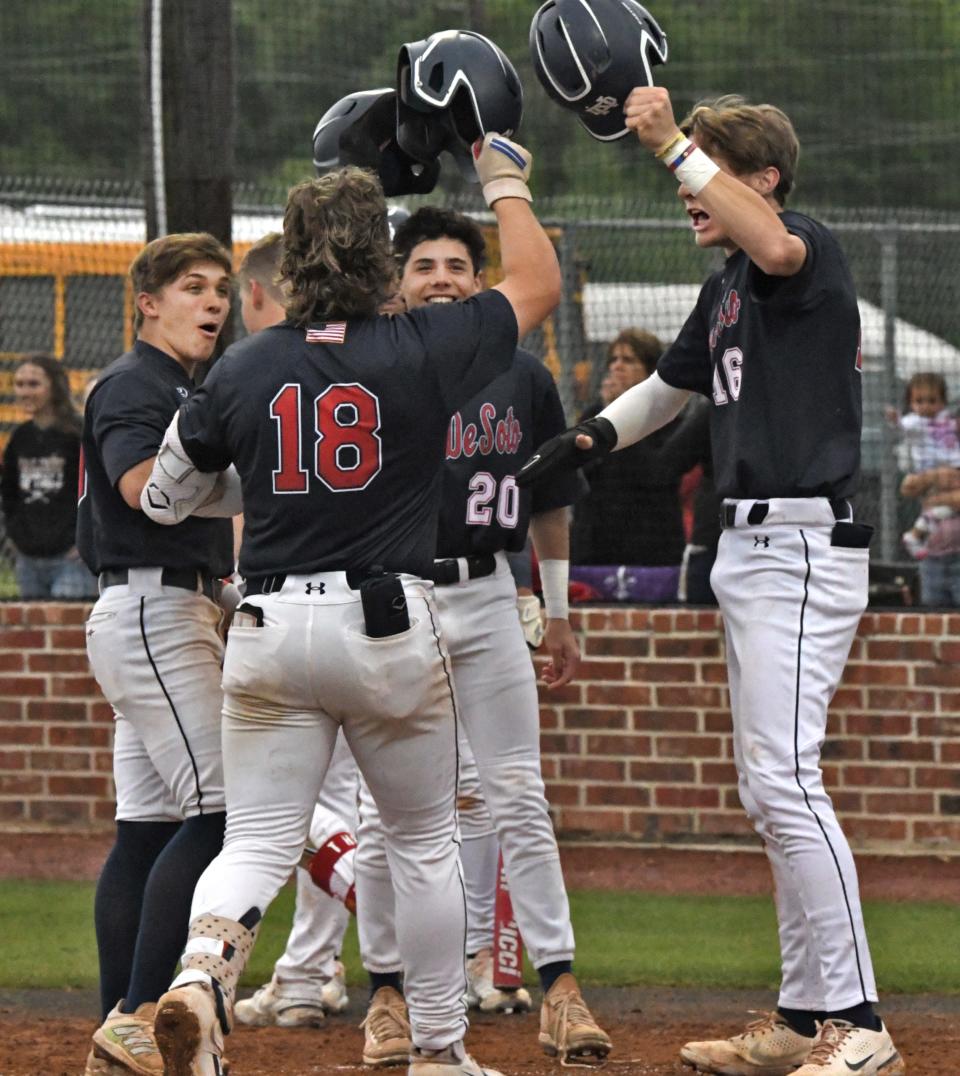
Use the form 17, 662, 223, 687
305, 581, 326, 594
754, 535, 770, 548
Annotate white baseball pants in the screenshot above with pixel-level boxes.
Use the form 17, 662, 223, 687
183, 573, 468, 1050
712, 498, 877, 1011
356, 553, 574, 973
85, 577, 226, 821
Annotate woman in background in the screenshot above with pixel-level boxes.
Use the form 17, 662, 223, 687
1, 353, 97, 599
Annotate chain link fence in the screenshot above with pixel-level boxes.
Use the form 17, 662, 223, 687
2, 0, 959, 600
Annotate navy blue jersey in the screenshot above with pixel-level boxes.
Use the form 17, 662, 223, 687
437, 348, 579, 557
176, 290, 517, 579
657, 211, 862, 501
76, 341, 234, 576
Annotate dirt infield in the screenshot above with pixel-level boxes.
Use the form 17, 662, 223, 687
0, 986, 957, 1076
1, 834, 958, 1074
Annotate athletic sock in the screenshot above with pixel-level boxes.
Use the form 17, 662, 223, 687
537, 960, 573, 994
776, 1007, 819, 1038
124, 811, 226, 1011
824, 1001, 881, 1031
94, 819, 180, 1020
369, 971, 403, 997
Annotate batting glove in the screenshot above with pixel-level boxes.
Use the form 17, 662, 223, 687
515, 416, 618, 488
473, 132, 533, 207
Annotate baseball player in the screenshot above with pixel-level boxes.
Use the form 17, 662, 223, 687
230, 234, 360, 1029
77, 233, 234, 1076
140, 137, 559, 1076
518, 92, 903, 1076
355, 205, 611, 1067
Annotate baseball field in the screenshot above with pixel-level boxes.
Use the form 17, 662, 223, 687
0, 835, 957, 1075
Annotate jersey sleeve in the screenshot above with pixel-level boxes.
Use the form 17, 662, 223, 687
411, 290, 518, 414
176, 362, 233, 473
0, 429, 21, 517
527, 360, 583, 513
93, 373, 177, 487
656, 294, 713, 397
747, 212, 827, 312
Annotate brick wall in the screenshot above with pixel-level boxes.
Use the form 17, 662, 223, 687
1, 602, 958, 852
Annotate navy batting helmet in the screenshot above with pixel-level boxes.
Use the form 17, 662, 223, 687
396, 30, 523, 179
529, 0, 667, 141
311, 88, 440, 197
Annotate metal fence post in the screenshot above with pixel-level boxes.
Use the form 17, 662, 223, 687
554, 222, 583, 422
878, 231, 899, 561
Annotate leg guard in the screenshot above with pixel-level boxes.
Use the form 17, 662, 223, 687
177, 911, 261, 1031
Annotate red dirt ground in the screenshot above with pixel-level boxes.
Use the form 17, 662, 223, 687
0, 833, 957, 1074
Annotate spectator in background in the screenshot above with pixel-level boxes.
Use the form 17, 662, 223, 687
571, 328, 687, 569
0, 353, 97, 599
887, 372, 960, 562
899, 464, 960, 606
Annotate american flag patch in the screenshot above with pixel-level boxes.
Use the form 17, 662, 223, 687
306, 322, 347, 344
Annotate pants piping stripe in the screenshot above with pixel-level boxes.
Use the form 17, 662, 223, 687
424, 597, 469, 1009
792, 530, 868, 1003
138, 596, 206, 814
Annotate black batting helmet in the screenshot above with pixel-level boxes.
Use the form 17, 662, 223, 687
311, 88, 440, 197
529, 0, 667, 141
396, 30, 523, 179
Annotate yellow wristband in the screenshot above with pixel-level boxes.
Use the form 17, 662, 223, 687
654, 130, 686, 160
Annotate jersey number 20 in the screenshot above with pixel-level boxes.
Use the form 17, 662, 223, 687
270, 382, 382, 493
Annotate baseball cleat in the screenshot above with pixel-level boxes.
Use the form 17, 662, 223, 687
361, 985, 413, 1067
90, 1000, 163, 1075
234, 962, 348, 1027
538, 973, 612, 1065
84, 1046, 143, 1076
791, 1020, 905, 1075
408, 1042, 503, 1076
154, 982, 225, 1076
679, 1011, 814, 1075
465, 948, 533, 1014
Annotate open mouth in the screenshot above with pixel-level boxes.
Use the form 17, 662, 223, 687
425, 295, 455, 303
198, 322, 220, 338
689, 209, 710, 231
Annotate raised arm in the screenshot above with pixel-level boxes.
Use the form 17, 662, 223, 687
473, 134, 561, 338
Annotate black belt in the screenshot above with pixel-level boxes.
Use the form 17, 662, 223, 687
99, 568, 220, 600
428, 553, 497, 586
720, 498, 849, 529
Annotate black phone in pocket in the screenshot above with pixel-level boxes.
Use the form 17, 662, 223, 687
360, 573, 410, 638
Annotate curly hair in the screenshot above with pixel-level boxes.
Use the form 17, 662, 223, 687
680, 94, 799, 206
393, 206, 487, 275
15, 353, 81, 435
281, 168, 394, 326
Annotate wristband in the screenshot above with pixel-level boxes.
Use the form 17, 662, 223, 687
663, 137, 720, 196
539, 558, 569, 620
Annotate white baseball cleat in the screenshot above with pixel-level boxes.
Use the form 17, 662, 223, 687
465, 948, 533, 1014
234, 962, 348, 1027
679, 1010, 815, 1075
791, 1020, 905, 1075
153, 982, 225, 1076
408, 1041, 503, 1076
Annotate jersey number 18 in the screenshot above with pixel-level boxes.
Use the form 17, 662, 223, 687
270, 382, 382, 493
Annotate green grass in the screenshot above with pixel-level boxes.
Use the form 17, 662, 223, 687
0, 881, 956, 995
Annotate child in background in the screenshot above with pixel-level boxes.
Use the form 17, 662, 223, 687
888, 372, 960, 559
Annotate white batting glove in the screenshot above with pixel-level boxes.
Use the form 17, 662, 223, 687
472, 132, 532, 207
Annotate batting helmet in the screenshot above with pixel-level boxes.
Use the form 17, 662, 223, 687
396, 30, 523, 179
311, 88, 440, 197
529, 0, 667, 141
